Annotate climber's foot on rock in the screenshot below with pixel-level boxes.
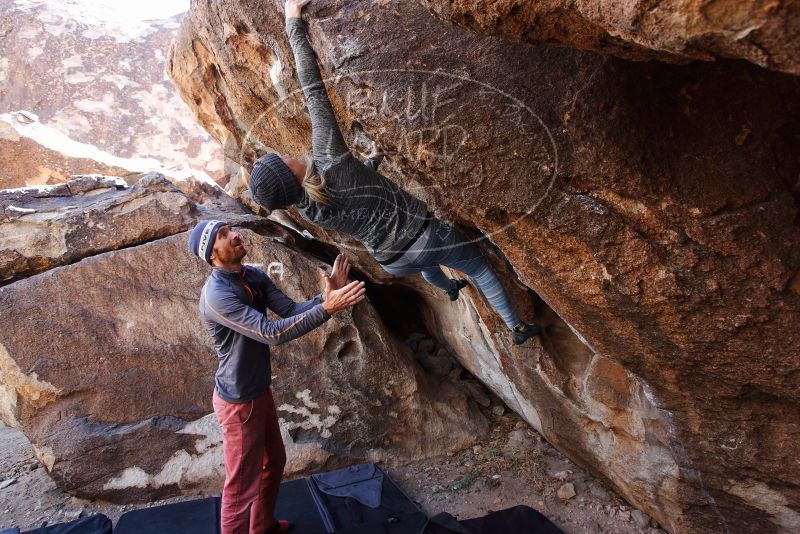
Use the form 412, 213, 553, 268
512, 322, 540, 345
445, 278, 469, 301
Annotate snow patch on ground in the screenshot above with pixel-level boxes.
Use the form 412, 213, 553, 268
74, 93, 127, 116
26, 47, 44, 61
0, 58, 9, 84
1, 111, 214, 183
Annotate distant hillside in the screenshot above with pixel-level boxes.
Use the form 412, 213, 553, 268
0, 0, 225, 187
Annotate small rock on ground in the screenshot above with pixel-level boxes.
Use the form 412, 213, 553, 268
632, 509, 650, 528
557, 482, 576, 500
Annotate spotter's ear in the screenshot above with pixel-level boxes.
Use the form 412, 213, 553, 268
209, 242, 220, 265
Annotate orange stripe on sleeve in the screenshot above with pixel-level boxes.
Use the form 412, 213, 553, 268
205, 298, 308, 341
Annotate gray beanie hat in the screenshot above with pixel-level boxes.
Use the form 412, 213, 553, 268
249, 153, 301, 211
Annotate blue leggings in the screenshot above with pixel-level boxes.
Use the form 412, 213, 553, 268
380, 219, 521, 330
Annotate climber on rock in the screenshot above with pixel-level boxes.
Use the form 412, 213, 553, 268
189, 219, 365, 534
248, 0, 540, 345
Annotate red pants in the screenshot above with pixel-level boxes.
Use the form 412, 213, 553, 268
213, 388, 287, 534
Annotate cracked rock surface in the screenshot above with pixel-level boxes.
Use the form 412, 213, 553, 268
168, 1, 800, 532
416, 0, 800, 75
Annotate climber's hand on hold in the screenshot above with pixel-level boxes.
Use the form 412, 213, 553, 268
322, 278, 365, 315
285, 0, 311, 19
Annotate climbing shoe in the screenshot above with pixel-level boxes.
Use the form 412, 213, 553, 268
445, 278, 469, 301
512, 322, 540, 345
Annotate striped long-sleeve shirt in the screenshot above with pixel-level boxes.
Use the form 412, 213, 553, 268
200, 265, 330, 402
286, 17, 429, 262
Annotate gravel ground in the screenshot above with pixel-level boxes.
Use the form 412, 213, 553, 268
1, 412, 666, 533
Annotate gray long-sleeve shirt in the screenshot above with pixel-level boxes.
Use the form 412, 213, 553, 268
286, 17, 429, 262
200, 264, 330, 403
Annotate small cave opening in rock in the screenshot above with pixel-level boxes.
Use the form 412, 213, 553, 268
367, 280, 504, 412
365, 282, 432, 342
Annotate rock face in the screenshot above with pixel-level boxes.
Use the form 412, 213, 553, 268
417, 0, 800, 75
0, 175, 487, 501
168, 1, 800, 532
0, 168, 256, 284
0, 0, 225, 185
0, 174, 197, 283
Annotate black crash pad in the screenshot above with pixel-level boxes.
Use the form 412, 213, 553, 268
108, 464, 560, 534
18, 514, 112, 534
113, 478, 331, 534
114, 497, 219, 534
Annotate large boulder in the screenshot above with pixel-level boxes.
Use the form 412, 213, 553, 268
0, 173, 227, 283
0, 229, 487, 500
168, 1, 800, 532
0, 175, 487, 501
417, 0, 800, 75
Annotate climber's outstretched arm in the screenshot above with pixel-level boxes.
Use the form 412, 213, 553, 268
285, 0, 349, 172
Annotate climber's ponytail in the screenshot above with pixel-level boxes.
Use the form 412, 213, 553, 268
300, 155, 333, 206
